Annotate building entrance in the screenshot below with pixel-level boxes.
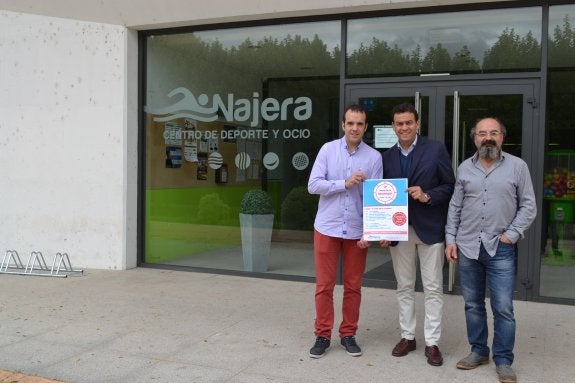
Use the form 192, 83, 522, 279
347, 78, 540, 298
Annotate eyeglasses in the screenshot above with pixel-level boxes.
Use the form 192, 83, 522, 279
475, 131, 502, 138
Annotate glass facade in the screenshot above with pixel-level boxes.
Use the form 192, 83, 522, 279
347, 8, 542, 77
540, 4, 575, 299
144, 21, 340, 275
142, 3, 575, 303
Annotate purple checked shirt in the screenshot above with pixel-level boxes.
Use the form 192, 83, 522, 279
308, 137, 383, 240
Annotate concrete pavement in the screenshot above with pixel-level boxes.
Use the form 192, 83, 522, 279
0, 268, 574, 383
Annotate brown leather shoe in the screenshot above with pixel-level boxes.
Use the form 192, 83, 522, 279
425, 345, 443, 366
392, 338, 416, 356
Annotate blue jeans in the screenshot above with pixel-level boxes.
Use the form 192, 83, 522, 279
458, 242, 516, 366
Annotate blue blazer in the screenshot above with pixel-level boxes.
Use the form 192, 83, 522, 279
382, 136, 455, 245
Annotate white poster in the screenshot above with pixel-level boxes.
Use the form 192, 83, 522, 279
363, 178, 409, 241
184, 140, 198, 162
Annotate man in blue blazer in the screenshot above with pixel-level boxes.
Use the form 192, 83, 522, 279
380, 103, 455, 366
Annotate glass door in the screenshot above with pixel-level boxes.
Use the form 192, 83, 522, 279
347, 84, 435, 290
347, 79, 539, 298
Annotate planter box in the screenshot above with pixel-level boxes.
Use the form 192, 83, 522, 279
239, 213, 274, 272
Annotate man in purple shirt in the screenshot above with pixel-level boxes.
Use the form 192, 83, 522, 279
307, 104, 383, 358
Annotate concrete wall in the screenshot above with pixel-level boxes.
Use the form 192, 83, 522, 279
0, 10, 138, 269
0, 0, 515, 29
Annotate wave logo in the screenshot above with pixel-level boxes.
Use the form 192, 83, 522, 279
235, 152, 251, 170
146, 87, 312, 127
208, 152, 224, 170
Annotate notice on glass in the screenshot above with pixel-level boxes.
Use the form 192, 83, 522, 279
373, 125, 397, 149
363, 178, 409, 241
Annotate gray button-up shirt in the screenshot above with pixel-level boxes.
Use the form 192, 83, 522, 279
445, 151, 537, 259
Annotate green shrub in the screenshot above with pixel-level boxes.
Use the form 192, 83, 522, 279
241, 189, 274, 214
197, 193, 231, 224
281, 186, 319, 230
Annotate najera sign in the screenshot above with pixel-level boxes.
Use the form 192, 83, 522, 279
146, 87, 312, 127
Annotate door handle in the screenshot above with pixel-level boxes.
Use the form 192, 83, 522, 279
415, 92, 421, 134
448, 91, 460, 292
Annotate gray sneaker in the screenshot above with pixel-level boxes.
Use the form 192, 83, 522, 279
340, 335, 362, 357
456, 352, 490, 370
309, 336, 330, 358
496, 365, 517, 383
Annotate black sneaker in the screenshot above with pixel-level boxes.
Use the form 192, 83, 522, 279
340, 336, 362, 356
309, 336, 330, 358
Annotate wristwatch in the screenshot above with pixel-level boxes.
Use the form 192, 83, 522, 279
424, 193, 431, 204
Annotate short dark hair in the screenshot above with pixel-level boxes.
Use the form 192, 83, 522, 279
469, 117, 507, 139
391, 103, 419, 122
343, 104, 367, 123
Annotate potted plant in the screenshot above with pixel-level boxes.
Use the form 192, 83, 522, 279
239, 189, 275, 272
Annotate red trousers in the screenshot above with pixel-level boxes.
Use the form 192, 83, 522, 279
313, 230, 368, 340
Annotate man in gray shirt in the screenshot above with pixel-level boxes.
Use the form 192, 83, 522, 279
445, 117, 536, 383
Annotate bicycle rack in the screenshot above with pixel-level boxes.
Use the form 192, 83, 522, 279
1, 250, 24, 272
0, 250, 83, 278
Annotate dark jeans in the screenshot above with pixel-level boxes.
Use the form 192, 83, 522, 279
458, 242, 516, 366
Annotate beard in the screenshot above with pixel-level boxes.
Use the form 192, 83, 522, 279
478, 140, 501, 160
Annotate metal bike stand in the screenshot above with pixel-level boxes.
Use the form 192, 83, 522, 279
51, 252, 83, 276
0, 250, 83, 278
0, 250, 24, 273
